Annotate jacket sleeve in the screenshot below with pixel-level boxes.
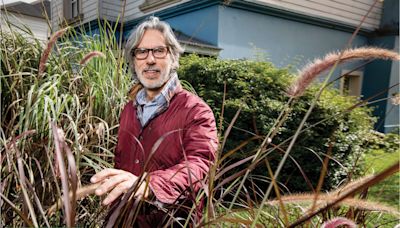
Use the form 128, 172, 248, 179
148, 102, 218, 204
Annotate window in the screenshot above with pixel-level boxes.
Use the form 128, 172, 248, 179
71, 0, 79, 18
340, 70, 363, 97
63, 0, 82, 23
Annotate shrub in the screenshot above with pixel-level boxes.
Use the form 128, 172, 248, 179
178, 54, 376, 193
364, 131, 400, 154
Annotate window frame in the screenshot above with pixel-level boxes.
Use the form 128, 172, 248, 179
63, 0, 83, 25
340, 70, 363, 97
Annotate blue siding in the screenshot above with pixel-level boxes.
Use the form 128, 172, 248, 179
380, 0, 399, 30
121, 4, 219, 46
165, 5, 219, 46
384, 36, 399, 133
363, 36, 397, 132
364, 0, 399, 133
217, 6, 368, 70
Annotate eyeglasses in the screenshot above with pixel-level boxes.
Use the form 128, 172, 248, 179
132, 46, 169, 60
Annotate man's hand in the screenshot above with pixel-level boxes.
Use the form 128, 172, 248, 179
90, 168, 150, 205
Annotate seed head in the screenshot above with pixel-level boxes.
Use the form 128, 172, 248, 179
287, 47, 400, 97
80, 51, 106, 65
38, 27, 69, 76
321, 217, 356, 228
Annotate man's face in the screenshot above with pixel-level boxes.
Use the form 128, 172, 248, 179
134, 29, 174, 90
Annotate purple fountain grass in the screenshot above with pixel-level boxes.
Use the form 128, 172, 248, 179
287, 162, 399, 227
331, 174, 375, 196
267, 171, 400, 218
51, 122, 78, 228
321, 217, 356, 228
79, 51, 106, 65
9, 130, 39, 227
267, 193, 400, 216
38, 27, 69, 76
287, 47, 400, 98
53, 128, 65, 178
47, 182, 102, 215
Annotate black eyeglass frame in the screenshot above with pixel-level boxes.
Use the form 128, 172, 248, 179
132, 46, 169, 60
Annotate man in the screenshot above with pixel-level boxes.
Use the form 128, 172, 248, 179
90, 16, 218, 227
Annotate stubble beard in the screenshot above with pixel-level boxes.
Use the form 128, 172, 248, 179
136, 67, 173, 91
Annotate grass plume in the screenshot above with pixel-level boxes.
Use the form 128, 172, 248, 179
38, 27, 69, 76
287, 47, 400, 97
321, 217, 356, 228
288, 161, 400, 227
268, 193, 400, 216
80, 51, 106, 65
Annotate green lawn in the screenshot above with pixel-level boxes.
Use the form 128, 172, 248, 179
364, 148, 400, 209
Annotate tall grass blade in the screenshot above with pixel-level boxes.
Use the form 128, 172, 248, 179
0, 193, 34, 227
51, 122, 73, 227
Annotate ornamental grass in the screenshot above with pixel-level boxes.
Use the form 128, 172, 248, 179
1, 2, 399, 227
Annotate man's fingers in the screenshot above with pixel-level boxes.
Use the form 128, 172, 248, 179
102, 185, 126, 205
101, 179, 138, 205
90, 169, 143, 205
134, 182, 149, 198
94, 174, 131, 195
90, 168, 123, 183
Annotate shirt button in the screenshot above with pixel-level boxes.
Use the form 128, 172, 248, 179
139, 136, 143, 141
134, 159, 140, 164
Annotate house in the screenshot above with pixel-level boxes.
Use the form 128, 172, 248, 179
1, 0, 51, 41
51, 0, 399, 133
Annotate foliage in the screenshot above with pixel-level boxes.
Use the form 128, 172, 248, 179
1, 21, 129, 227
364, 131, 400, 154
178, 54, 376, 193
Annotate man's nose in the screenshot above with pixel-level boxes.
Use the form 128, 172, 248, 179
146, 51, 156, 64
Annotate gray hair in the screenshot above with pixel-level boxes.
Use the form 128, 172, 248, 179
125, 16, 184, 80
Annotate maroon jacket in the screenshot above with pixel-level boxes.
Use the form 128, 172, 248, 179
115, 88, 218, 205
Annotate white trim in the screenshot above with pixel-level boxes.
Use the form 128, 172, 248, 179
179, 40, 221, 56
384, 124, 400, 128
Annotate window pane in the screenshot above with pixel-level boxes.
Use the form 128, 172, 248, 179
71, 0, 79, 18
